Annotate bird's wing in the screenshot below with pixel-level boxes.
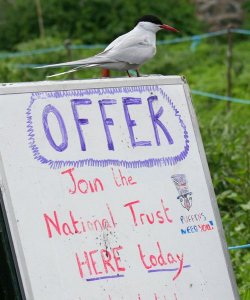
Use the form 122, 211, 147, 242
100, 31, 156, 65
94, 26, 157, 65
35, 32, 133, 69
35, 55, 118, 69
103, 31, 132, 51
36, 27, 155, 69
107, 41, 156, 65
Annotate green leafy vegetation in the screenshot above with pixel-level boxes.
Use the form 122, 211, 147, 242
0, 0, 203, 50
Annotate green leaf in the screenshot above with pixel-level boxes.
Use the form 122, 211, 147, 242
240, 201, 250, 211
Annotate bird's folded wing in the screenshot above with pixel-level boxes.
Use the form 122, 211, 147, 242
36, 30, 154, 69
100, 32, 156, 65
108, 43, 155, 65
35, 55, 120, 69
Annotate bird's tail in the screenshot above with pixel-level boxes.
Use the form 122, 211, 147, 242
46, 66, 82, 78
35, 54, 108, 69
36, 59, 87, 69
46, 64, 98, 78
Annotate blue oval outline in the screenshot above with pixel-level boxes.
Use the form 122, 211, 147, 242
26, 85, 190, 169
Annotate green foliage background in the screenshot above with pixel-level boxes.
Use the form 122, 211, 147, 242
0, 0, 250, 299
0, 0, 203, 50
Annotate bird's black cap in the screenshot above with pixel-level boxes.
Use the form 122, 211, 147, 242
136, 15, 163, 25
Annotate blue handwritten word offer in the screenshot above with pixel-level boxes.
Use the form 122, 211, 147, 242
26, 85, 189, 169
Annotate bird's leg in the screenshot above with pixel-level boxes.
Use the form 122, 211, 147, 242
126, 70, 131, 77
136, 69, 141, 77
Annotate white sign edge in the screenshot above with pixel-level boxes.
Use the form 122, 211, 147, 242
182, 80, 240, 300
0, 75, 182, 95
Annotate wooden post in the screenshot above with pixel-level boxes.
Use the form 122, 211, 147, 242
34, 0, 45, 39
226, 24, 233, 112
64, 39, 74, 79
64, 39, 72, 61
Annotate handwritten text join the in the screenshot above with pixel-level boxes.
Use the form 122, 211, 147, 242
61, 167, 136, 195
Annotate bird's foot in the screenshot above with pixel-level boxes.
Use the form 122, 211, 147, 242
126, 71, 132, 77
127, 70, 140, 77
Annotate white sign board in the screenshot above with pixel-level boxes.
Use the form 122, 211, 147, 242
0, 76, 239, 300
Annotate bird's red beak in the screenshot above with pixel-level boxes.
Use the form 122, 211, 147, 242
160, 24, 179, 33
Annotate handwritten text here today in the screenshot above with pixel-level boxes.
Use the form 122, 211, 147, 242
26, 86, 190, 169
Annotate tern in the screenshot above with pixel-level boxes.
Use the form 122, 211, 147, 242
37, 15, 179, 78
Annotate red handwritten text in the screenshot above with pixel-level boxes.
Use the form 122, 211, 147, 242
123, 198, 173, 227
138, 241, 184, 280
111, 167, 137, 188
76, 246, 126, 278
43, 204, 116, 238
61, 167, 104, 194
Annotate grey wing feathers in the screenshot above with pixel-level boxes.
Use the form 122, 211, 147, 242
36, 54, 119, 69
37, 28, 154, 70
100, 30, 156, 65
